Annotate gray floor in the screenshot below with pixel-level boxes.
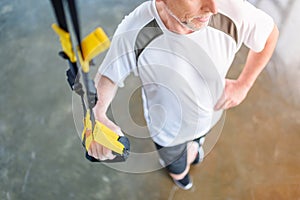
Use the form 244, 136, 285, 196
0, 0, 299, 200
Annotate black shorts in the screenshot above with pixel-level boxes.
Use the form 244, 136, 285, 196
154, 136, 205, 175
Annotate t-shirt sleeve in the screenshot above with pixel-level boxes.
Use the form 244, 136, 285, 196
240, 1, 274, 52
98, 28, 137, 87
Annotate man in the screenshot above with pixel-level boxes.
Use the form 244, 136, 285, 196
87, 0, 279, 190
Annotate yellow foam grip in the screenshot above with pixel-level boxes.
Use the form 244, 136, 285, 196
79, 27, 110, 73
93, 121, 124, 155
81, 110, 93, 149
81, 111, 124, 155
52, 24, 77, 62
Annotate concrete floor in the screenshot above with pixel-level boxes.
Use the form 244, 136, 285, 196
0, 0, 299, 199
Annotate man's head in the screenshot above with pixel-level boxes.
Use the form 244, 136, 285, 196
159, 0, 218, 32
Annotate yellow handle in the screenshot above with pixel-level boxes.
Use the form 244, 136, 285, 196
93, 121, 124, 155
82, 111, 125, 155
52, 24, 110, 73
52, 23, 77, 62
79, 27, 111, 73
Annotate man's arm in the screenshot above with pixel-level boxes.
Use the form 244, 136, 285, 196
214, 24, 279, 110
87, 73, 122, 160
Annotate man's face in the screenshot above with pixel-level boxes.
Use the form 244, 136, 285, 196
165, 0, 218, 31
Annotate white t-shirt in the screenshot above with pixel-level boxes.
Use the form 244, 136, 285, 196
98, 0, 274, 146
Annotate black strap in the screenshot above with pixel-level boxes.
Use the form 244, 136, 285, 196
50, 0, 79, 82
50, 0, 87, 114
50, 0, 68, 31
64, 0, 97, 116
66, 0, 84, 60
50, 0, 97, 118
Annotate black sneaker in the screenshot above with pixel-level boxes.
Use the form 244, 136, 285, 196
173, 173, 193, 190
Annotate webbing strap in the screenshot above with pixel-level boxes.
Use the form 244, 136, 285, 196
50, 0, 68, 31
50, 0, 87, 116
50, 0, 79, 85
66, 0, 84, 60
64, 0, 98, 122
51, 0, 98, 130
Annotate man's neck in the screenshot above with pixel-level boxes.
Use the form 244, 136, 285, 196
155, 1, 194, 35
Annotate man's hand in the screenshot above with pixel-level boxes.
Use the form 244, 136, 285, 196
86, 116, 124, 161
88, 141, 116, 161
214, 79, 250, 110
214, 25, 279, 111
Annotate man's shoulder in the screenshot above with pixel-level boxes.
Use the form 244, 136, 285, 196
216, 0, 246, 25
115, 1, 155, 34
